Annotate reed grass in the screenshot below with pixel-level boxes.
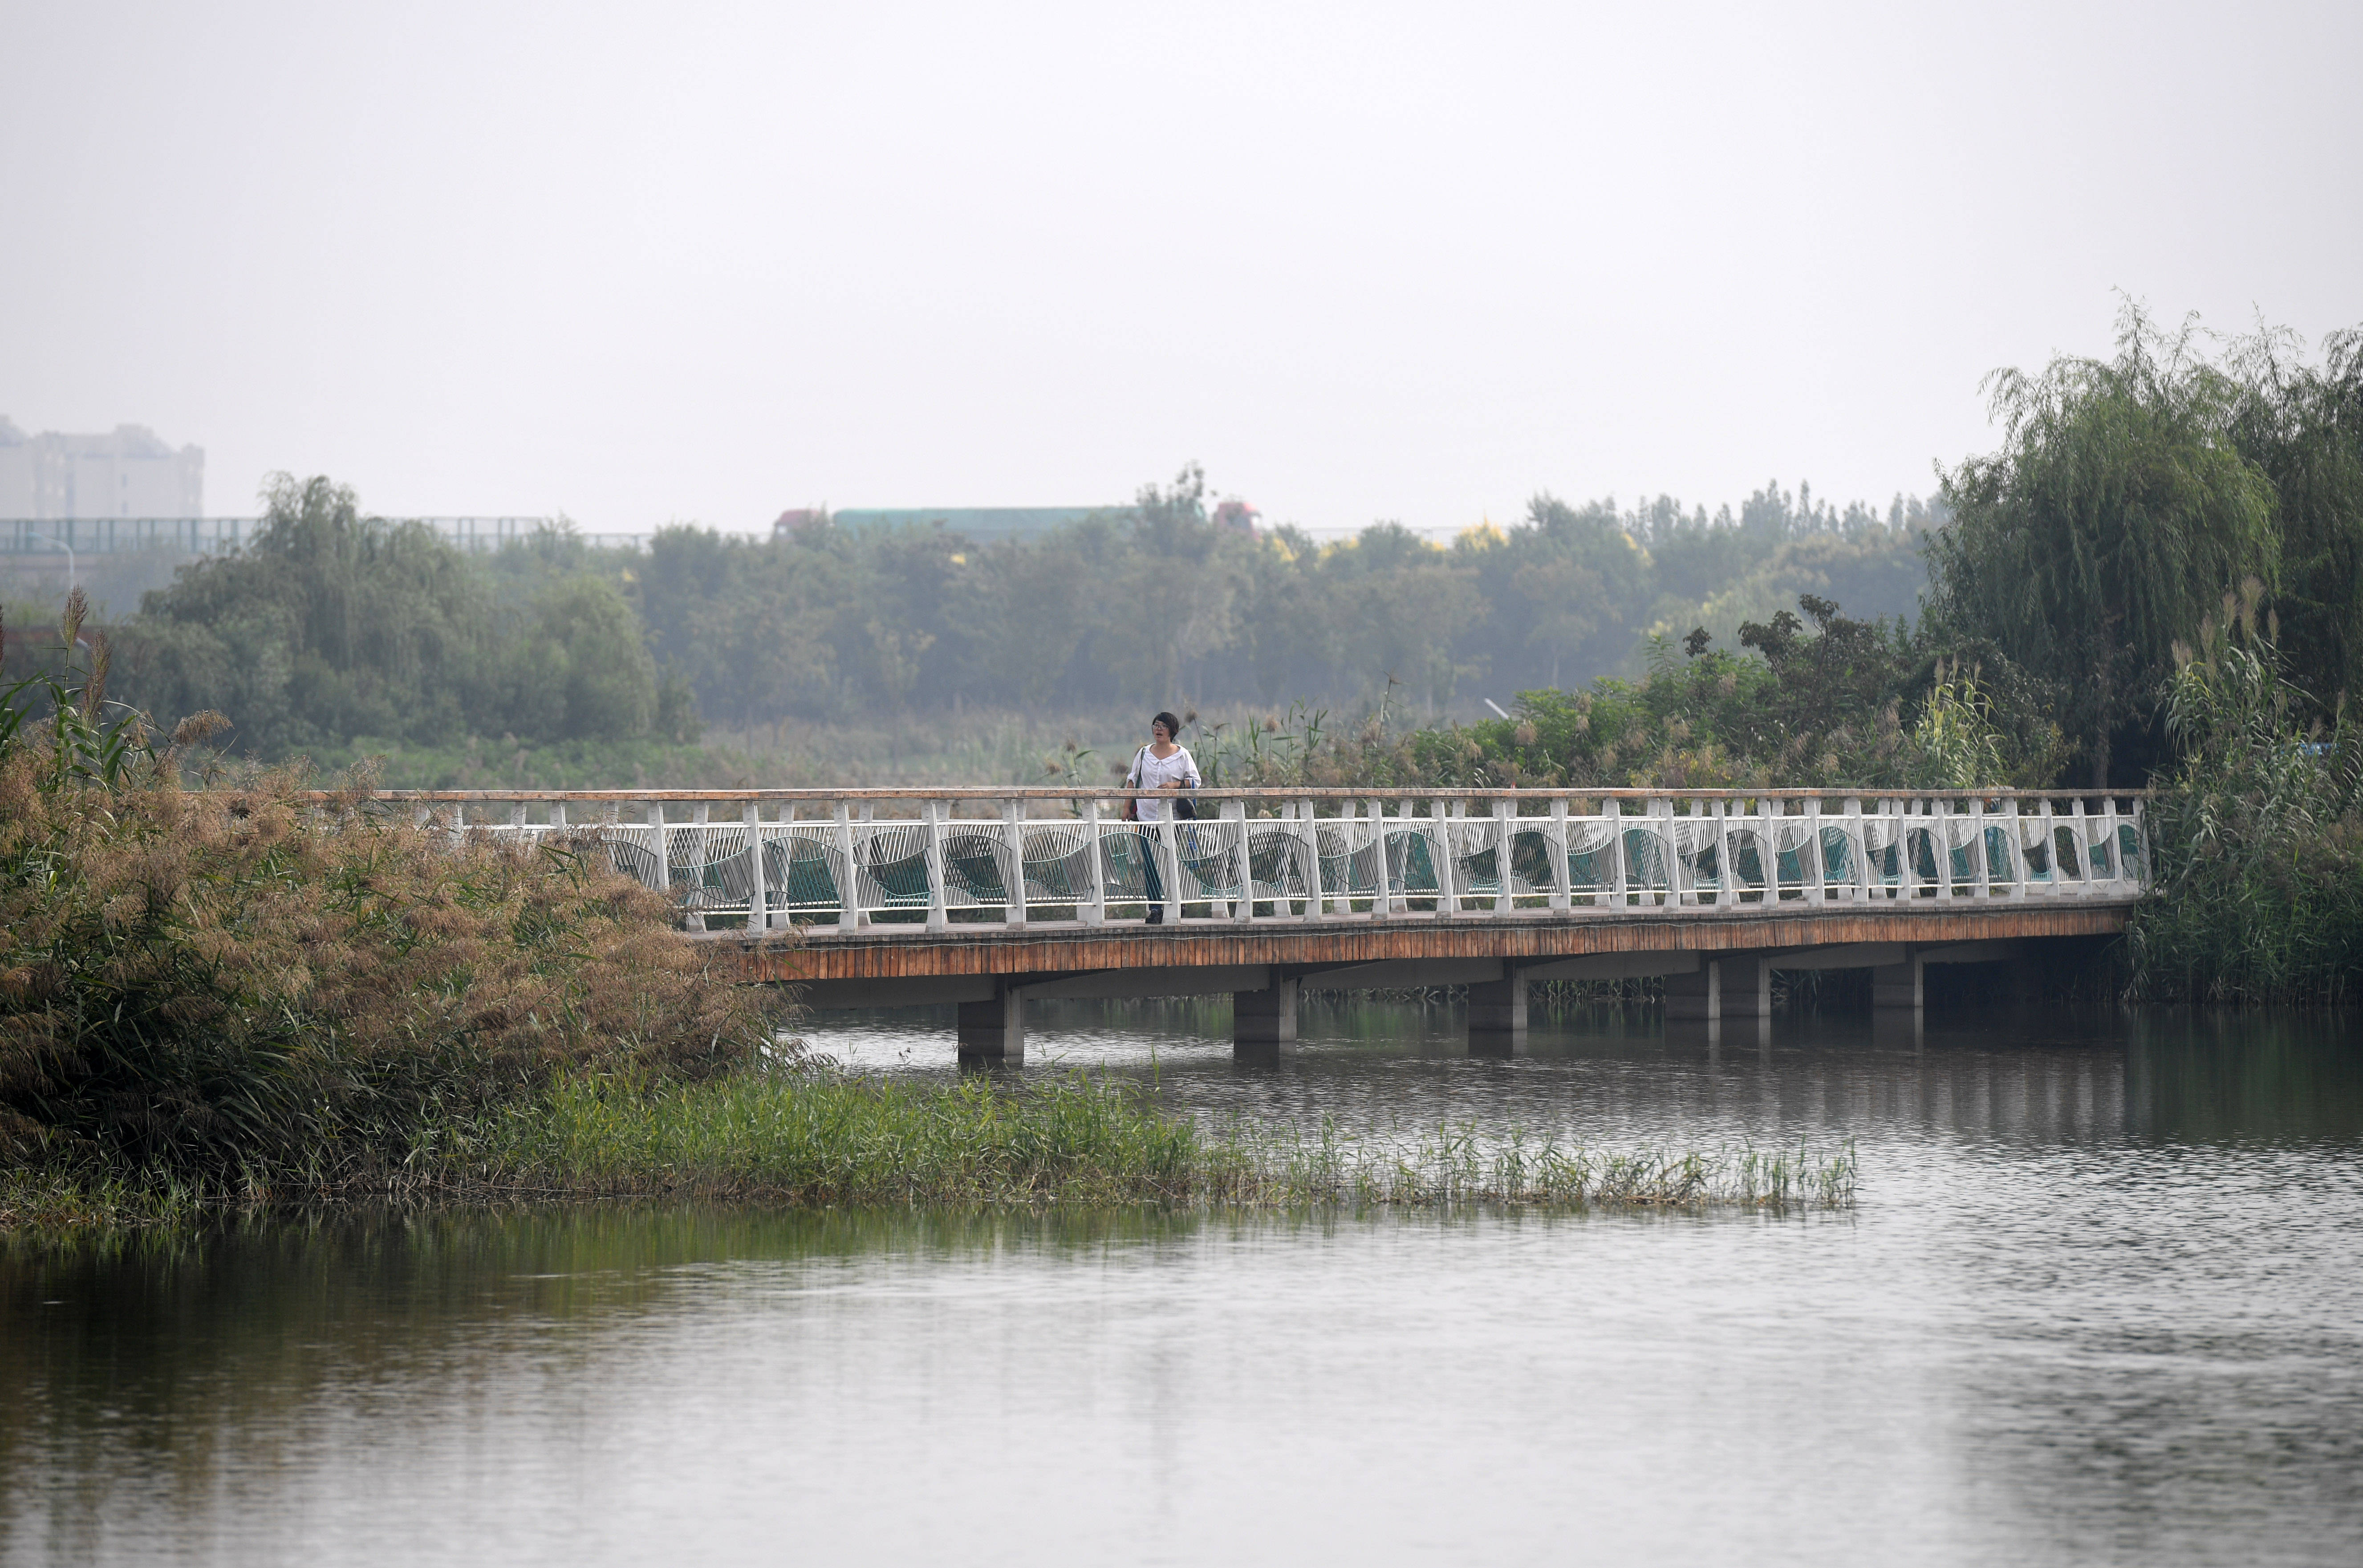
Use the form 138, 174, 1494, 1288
432, 1067, 1857, 1211
4, 1065, 1857, 1228
4, 593, 787, 1182
2130, 602, 2363, 1003
0, 1166, 211, 1230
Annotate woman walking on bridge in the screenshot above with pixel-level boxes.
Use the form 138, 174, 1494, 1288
1126, 711, 1200, 924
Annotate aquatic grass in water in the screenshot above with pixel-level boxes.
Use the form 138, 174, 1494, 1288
0, 1165, 215, 1231
455, 1069, 1206, 1206
439, 1068, 1857, 1212
1210, 1109, 1855, 1208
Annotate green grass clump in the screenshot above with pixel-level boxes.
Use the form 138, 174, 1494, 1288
4, 1063, 1860, 1225
434, 1066, 1857, 1212
452, 1069, 1210, 1206
0, 1166, 209, 1230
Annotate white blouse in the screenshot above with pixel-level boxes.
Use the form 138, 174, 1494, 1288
1125, 745, 1200, 822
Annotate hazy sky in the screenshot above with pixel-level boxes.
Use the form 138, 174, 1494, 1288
3, 1, 2357, 536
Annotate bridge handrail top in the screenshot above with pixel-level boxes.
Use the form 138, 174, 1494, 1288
306, 785, 2155, 804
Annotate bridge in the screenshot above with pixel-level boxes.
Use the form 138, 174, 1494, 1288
375, 785, 2149, 1065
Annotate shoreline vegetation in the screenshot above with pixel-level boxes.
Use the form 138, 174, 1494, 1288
7, 306, 2362, 1229
0, 596, 1854, 1231
1, 1069, 1860, 1231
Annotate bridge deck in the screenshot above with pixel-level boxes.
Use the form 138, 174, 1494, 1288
738, 898, 2135, 1001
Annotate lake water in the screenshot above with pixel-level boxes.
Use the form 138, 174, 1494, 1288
4, 999, 2361, 1566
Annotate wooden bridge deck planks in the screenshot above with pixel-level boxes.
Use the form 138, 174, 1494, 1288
725, 900, 2136, 986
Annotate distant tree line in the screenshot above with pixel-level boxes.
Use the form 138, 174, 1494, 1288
629, 463, 1935, 728
26, 303, 2353, 800
45, 467, 1934, 762
92, 477, 700, 759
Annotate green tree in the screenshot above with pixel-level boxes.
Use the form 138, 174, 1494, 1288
122, 475, 490, 755
1931, 305, 2281, 785
2227, 323, 2363, 713
530, 575, 658, 740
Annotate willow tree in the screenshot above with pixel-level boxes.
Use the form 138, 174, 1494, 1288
1930, 306, 2280, 786
2228, 323, 2363, 713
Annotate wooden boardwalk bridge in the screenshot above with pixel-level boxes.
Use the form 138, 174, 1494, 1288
377, 785, 2149, 1064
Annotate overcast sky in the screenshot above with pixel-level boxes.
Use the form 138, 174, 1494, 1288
3, 1, 2357, 536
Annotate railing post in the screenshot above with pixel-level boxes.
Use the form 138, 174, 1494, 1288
2001, 796, 2025, 900
1223, 800, 1251, 922
1295, 800, 1320, 922
1803, 796, 1824, 902
2033, 796, 2055, 898
1384, 798, 1402, 915
923, 800, 949, 933
2099, 795, 2121, 889
685, 801, 709, 932
1368, 800, 1389, 918
1492, 798, 1514, 914
834, 800, 861, 930
1843, 796, 1865, 901
743, 799, 768, 933
1082, 798, 1107, 926
1002, 798, 1029, 928
1718, 797, 1739, 907
1547, 796, 1571, 912
1963, 796, 1987, 898
1306, 800, 1329, 918
1697, 797, 1716, 905
1613, 798, 1635, 907
1678, 797, 1700, 907
1433, 798, 1460, 919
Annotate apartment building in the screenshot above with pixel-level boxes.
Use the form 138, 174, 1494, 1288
0, 418, 205, 519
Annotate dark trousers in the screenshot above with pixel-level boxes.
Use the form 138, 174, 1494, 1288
1136, 825, 1168, 906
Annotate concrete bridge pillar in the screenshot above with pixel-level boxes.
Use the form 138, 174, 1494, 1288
1233, 976, 1298, 1067
957, 987, 1024, 1067
1872, 953, 1925, 1049
1666, 959, 1720, 1021
1719, 955, 1771, 1021
1665, 958, 1771, 1047
1872, 955, 1924, 1011
1468, 975, 1527, 1057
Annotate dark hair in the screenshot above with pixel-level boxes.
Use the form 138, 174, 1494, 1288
1151, 711, 1183, 741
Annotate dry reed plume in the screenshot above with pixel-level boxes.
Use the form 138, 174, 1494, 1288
3, 592, 788, 1180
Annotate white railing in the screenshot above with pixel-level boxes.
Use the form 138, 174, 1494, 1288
352, 788, 2151, 934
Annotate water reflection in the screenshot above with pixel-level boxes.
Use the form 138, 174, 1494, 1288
3, 1007, 2359, 1566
